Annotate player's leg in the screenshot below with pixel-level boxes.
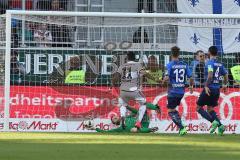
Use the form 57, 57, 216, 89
130, 127, 159, 133
134, 91, 147, 128
207, 106, 223, 134
207, 92, 225, 135
146, 103, 161, 111
120, 105, 127, 118
207, 106, 222, 126
167, 96, 186, 135
119, 91, 129, 129
196, 89, 214, 122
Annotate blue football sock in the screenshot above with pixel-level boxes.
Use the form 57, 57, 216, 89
209, 110, 222, 126
197, 108, 213, 122
168, 111, 184, 129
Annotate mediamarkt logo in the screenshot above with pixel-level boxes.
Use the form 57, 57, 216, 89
76, 121, 111, 131
10, 121, 58, 131
165, 122, 238, 132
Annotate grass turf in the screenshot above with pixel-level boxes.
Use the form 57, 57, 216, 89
0, 132, 239, 160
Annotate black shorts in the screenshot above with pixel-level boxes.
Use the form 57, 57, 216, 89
197, 89, 220, 107
167, 95, 184, 109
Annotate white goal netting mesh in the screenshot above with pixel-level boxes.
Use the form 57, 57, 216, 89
1, 13, 240, 133
0, 16, 5, 122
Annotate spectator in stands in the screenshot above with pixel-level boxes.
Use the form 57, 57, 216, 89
50, 0, 72, 47
11, 50, 25, 74
52, 0, 63, 10
15, 22, 34, 46
205, 52, 210, 62
59, 0, 68, 10
34, 23, 52, 47
166, 0, 177, 13
144, 55, 164, 85
11, 18, 20, 48
9, 0, 32, 47
133, 27, 149, 43
194, 50, 205, 87
24, 22, 34, 42
189, 51, 199, 74
36, 0, 51, 10
9, 0, 33, 10
0, 0, 8, 14
138, 0, 153, 13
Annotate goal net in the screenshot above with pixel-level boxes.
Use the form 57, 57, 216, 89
1, 11, 240, 133
0, 15, 6, 128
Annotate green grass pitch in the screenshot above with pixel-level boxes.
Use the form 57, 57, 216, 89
0, 132, 239, 160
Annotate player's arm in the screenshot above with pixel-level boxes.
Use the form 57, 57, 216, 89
188, 77, 194, 94
162, 64, 170, 85
222, 66, 228, 92
162, 75, 169, 84
186, 65, 194, 93
222, 74, 228, 92
204, 64, 214, 96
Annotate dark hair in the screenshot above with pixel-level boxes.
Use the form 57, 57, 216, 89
208, 46, 218, 56
171, 46, 180, 58
127, 51, 136, 61
196, 50, 204, 55
110, 116, 120, 125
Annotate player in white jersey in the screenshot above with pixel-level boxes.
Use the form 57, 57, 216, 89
112, 52, 158, 129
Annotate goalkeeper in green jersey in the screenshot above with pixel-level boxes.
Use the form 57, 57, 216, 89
89, 103, 160, 133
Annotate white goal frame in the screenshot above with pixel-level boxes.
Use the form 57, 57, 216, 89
3, 10, 240, 131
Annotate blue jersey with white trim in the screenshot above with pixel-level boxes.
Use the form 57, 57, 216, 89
166, 60, 192, 97
205, 58, 227, 89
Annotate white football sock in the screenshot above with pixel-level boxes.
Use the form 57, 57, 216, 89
138, 105, 146, 122
120, 106, 127, 118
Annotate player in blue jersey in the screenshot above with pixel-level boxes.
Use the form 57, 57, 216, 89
162, 46, 194, 136
196, 46, 228, 135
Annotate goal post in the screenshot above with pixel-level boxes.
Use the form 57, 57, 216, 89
2, 10, 240, 133
3, 12, 12, 131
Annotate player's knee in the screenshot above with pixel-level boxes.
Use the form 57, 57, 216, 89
140, 99, 146, 105
168, 108, 176, 113
118, 98, 127, 108
139, 105, 146, 111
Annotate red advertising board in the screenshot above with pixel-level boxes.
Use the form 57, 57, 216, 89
3, 86, 239, 121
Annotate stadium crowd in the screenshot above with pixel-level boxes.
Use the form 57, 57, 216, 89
1, 0, 72, 48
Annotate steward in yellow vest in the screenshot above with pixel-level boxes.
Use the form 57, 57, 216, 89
231, 65, 240, 86
230, 53, 240, 86
65, 70, 86, 84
